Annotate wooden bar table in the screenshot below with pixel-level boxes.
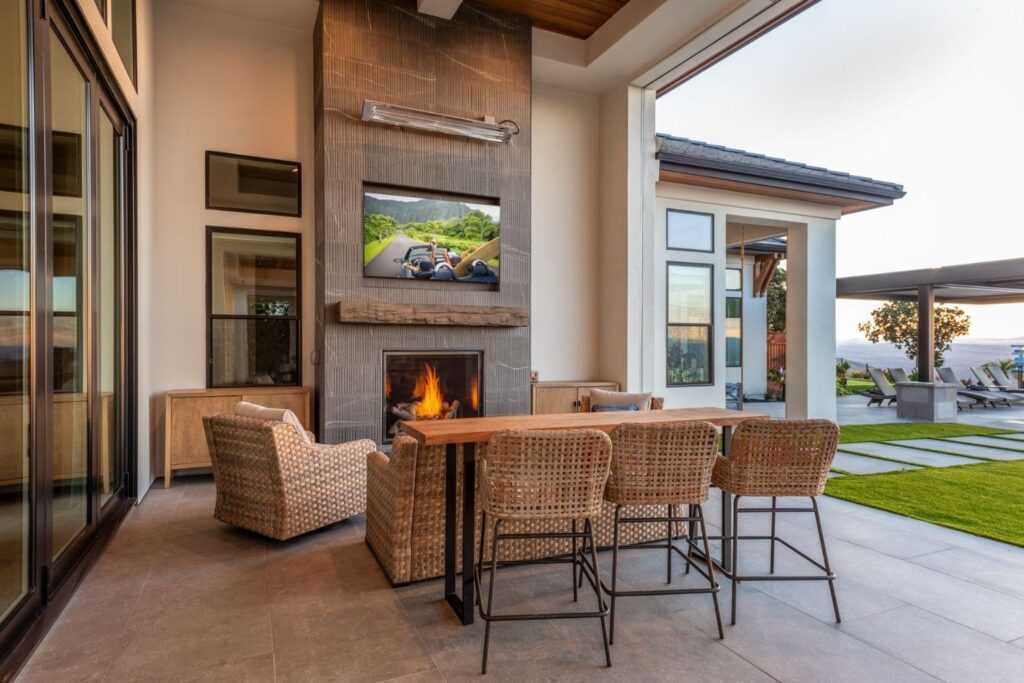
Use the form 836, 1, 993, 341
400, 406, 767, 625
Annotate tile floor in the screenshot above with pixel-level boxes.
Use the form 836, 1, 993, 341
15, 476, 1024, 682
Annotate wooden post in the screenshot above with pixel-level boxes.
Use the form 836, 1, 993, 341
918, 285, 935, 382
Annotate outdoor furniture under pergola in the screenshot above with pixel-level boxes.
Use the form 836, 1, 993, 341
837, 257, 1024, 383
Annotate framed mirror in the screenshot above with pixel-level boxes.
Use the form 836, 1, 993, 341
205, 151, 301, 216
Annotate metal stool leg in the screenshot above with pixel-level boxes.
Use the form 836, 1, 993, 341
586, 518, 612, 667
685, 503, 693, 576
769, 496, 777, 574
811, 497, 841, 623
481, 519, 502, 675
476, 512, 488, 607
696, 505, 724, 639
731, 495, 740, 626
572, 519, 578, 602
667, 504, 674, 584
609, 505, 621, 644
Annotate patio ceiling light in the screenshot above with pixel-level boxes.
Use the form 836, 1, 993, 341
361, 100, 519, 144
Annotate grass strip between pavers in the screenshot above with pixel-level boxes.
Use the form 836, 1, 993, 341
839, 423, 1016, 444
935, 437, 1024, 454
825, 460, 1024, 547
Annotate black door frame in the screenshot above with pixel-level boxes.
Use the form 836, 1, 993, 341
0, 0, 138, 676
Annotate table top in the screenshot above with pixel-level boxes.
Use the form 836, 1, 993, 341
399, 407, 768, 446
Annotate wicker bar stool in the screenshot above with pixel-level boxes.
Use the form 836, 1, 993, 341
589, 421, 723, 643
474, 429, 613, 674
712, 419, 841, 625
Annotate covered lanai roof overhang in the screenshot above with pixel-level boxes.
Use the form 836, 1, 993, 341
837, 258, 1024, 382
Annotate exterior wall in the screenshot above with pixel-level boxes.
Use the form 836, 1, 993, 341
149, 0, 314, 483
652, 181, 840, 412
530, 84, 600, 382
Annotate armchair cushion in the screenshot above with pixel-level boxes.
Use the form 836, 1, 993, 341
235, 400, 312, 445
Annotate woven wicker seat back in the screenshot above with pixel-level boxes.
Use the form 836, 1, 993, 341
712, 419, 839, 497
481, 429, 612, 520
605, 420, 719, 506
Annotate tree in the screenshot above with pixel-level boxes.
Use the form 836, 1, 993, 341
766, 267, 786, 332
857, 301, 971, 367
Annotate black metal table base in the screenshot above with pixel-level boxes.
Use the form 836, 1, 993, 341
445, 442, 476, 624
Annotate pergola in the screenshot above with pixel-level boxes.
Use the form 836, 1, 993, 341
836, 258, 1024, 382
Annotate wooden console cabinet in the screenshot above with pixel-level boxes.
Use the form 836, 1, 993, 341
531, 381, 619, 415
163, 386, 312, 487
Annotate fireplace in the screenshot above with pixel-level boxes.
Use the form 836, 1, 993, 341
383, 351, 482, 444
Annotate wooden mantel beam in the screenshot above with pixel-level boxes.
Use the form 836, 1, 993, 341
338, 301, 529, 327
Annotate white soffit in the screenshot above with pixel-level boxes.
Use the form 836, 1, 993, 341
417, 0, 463, 20
533, 0, 817, 94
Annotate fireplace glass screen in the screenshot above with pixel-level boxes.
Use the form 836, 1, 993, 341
383, 351, 482, 443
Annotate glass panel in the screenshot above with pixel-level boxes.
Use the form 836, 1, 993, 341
207, 153, 300, 216
0, 0, 30, 621
667, 210, 713, 252
667, 264, 711, 324
667, 327, 711, 385
726, 298, 742, 368
210, 318, 298, 387
98, 112, 120, 507
50, 32, 89, 559
111, 0, 135, 84
726, 267, 742, 291
209, 231, 298, 315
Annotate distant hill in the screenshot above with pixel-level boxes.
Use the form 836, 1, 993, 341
364, 196, 473, 223
837, 338, 1024, 375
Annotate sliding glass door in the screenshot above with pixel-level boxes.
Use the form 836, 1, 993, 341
0, 0, 135, 670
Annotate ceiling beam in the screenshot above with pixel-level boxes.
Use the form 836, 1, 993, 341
417, 0, 463, 20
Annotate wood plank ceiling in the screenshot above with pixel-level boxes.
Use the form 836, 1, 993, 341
473, 0, 630, 39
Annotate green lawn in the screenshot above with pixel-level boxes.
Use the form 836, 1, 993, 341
363, 232, 397, 266
839, 422, 1015, 444
845, 378, 875, 393
825, 460, 1024, 547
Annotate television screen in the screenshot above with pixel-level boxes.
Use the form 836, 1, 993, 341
362, 188, 500, 284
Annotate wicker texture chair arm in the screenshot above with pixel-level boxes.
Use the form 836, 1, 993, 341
365, 437, 417, 584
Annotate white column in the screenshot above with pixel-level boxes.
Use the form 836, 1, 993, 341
785, 219, 837, 420
597, 84, 657, 391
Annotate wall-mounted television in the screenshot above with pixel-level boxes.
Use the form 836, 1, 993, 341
362, 187, 500, 284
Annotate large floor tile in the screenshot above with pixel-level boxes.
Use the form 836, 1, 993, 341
843, 604, 1024, 682
833, 451, 919, 474
842, 441, 983, 467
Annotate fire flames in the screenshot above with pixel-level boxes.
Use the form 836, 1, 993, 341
470, 375, 479, 411
413, 364, 444, 419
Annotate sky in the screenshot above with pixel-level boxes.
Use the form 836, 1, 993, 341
656, 0, 1024, 342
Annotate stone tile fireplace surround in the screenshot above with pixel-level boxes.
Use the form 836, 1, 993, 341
314, 0, 532, 446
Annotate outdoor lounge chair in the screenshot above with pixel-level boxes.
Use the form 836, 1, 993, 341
983, 364, 1024, 394
936, 367, 1021, 407
864, 366, 897, 406
888, 368, 911, 383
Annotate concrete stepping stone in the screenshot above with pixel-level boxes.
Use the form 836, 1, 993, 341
840, 441, 982, 468
987, 432, 1024, 442
833, 451, 919, 474
947, 435, 1024, 451
894, 439, 1024, 461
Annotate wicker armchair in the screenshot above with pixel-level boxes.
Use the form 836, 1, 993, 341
712, 418, 841, 624
202, 414, 375, 540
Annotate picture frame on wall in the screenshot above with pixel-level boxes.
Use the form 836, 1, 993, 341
205, 151, 301, 217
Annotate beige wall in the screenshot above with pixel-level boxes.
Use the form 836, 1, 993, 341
530, 84, 601, 382
148, 0, 314, 488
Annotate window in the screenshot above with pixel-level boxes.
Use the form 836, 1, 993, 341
726, 298, 742, 368
111, 0, 135, 84
207, 228, 301, 387
667, 263, 712, 385
206, 152, 301, 216
667, 209, 713, 252
726, 267, 742, 291
93, 0, 106, 21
